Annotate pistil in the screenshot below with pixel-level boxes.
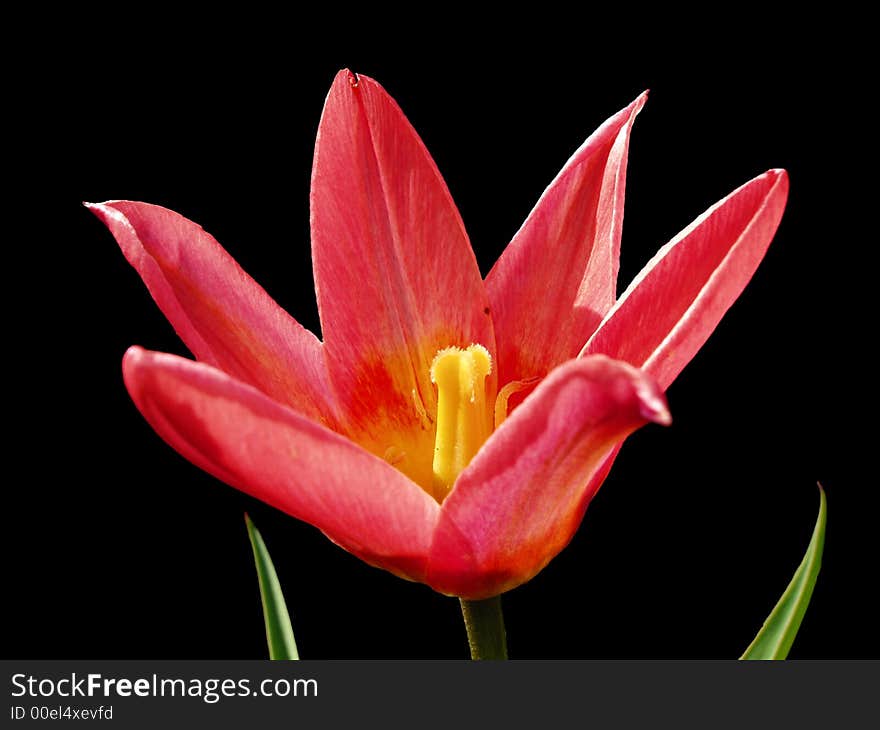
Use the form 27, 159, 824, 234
430, 344, 492, 501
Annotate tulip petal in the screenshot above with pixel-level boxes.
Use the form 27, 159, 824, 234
88, 201, 338, 425
426, 355, 670, 599
310, 70, 494, 487
485, 94, 646, 387
581, 169, 789, 389
122, 346, 440, 582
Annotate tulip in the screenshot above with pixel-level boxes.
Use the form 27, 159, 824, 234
89, 70, 788, 608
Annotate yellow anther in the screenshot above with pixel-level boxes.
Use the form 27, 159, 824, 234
411, 388, 433, 430
383, 445, 406, 467
430, 344, 492, 501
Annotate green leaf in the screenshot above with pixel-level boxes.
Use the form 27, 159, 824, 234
740, 484, 826, 660
245, 514, 299, 660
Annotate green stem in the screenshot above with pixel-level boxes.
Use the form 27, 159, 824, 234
459, 595, 508, 660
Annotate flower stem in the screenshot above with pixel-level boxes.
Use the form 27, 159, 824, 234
459, 595, 508, 660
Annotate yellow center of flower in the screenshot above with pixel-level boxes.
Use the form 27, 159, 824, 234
430, 344, 492, 501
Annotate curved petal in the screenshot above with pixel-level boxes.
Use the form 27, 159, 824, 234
89, 201, 338, 426
310, 70, 495, 488
426, 355, 670, 598
581, 169, 789, 389
122, 346, 440, 582
486, 93, 646, 387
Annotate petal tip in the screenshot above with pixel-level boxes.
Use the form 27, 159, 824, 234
615, 90, 648, 120
121, 345, 153, 384
331, 68, 363, 91
123, 344, 147, 361
761, 168, 789, 191
83, 200, 105, 216
642, 398, 672, 426
764, 168, 790, 204
85, 200, 124, 224
84, 200, 118, 209
635, 377, 671, 426
121, 346, 151, 404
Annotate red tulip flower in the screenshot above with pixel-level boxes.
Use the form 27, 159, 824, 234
90, 71, 788, 600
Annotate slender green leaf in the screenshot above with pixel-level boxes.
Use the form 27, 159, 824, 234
245, 514, 299, 660
741, 484, 826, 660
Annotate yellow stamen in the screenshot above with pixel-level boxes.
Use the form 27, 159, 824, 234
383, 445, 406, 467
411, 388, 434, 430
430, 344, 492, 501
493, 377, 541, 429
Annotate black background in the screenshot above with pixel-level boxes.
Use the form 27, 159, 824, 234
7, 14, 875, 659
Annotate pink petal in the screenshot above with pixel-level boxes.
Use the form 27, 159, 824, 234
88, 201, 338, 426
122, 346, 440, 582
310, 70, 494, 486
425, 355, 670, 599
485, 94, 646, 387
581, 169, 789, 389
